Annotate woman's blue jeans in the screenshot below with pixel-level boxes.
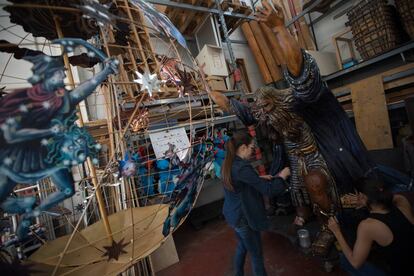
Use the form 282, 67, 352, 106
234, 222, 267, 276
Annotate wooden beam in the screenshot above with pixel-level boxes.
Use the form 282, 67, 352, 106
384, 75, 414, 90
241, 22, 273, 84
260, 23, 285, 65
386, 86, 414, 104
249, 21, 282, 82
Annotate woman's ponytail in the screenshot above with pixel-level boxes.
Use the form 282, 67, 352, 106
221, 131, 253, 191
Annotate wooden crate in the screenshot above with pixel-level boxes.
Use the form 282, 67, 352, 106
332, 27, 357, 69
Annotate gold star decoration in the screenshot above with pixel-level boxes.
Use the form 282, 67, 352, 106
102, 238, 129, 261
131, 109, 149, 132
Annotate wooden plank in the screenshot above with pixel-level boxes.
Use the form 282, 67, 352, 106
121, 0, 151, 73
298, 17, 316, 50
260, 23, 285, 65
291, 0, 316, 50
337, 94, 352, 102
332, 27, 352, 69
381, 63, 414, 77
386, 86, 414, 104
179, 0, 202, 33
383, 75, 414, 90
333, 63, 414, 94
154, 4, 167, 13
249, 21, 282, 82
283, 0, 306, 49
350, 75, 393, 150
241, 22, 273, 84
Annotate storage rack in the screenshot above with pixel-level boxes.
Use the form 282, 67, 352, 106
137, 0, 414, 135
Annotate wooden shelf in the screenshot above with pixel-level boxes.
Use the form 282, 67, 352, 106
323, 41, 414, 83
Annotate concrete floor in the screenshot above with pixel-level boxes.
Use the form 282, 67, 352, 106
157, 218, 346, 276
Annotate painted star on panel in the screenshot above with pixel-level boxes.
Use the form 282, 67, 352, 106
102, 238, 129, 261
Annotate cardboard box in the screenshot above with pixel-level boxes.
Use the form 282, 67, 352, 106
196, 45, 229, 77
206, 76, 227, 91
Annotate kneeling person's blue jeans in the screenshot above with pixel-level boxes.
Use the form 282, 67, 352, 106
234, 221, 267, 276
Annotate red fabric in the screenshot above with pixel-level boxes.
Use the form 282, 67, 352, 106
234, 68, 242, 82
0, 84, 64, 125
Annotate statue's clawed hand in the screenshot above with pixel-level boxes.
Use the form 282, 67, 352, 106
255, 0, 285, 29
104, 57, 119, 75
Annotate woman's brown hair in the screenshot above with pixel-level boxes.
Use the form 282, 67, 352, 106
221, 131, 253, 191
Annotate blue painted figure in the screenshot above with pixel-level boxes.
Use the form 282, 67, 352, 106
212, 128, 229, 178
213, 147, 226, 178
0, 38, 118, 238
132, 151, 155, 197
162, 144, 212, 236
119, 153, 137, 178
156, 159, 180, 194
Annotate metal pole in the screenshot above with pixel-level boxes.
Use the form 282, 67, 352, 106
308, 13, 318, 51
147, 0, 255, 20
214, 0, 244, 94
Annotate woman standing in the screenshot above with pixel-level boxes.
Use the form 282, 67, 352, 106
328, 178, 414, 276
221, 131, 290, 276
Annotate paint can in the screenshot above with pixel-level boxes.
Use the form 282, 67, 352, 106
297, 229, 311, 248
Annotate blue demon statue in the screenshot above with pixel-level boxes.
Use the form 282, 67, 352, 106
162, 143, 213, 236
0, 38, 118, 238
119, 153, 137, 178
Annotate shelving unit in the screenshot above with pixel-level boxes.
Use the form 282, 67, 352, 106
114, 0, 414, 149
324, 41, 414, 83
93, 0, 414, 158
113, 0, 255, 136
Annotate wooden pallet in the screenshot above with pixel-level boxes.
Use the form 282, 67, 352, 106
157, 0, 252, 36
158, 0, 216, 36
99, 0, 160, 103
219, 0, 253, 37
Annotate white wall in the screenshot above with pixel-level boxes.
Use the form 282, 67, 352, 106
0, 14, 62, 91
309, 0, 360, 62
224, 28, 265, 92
195, 15, 221, 50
